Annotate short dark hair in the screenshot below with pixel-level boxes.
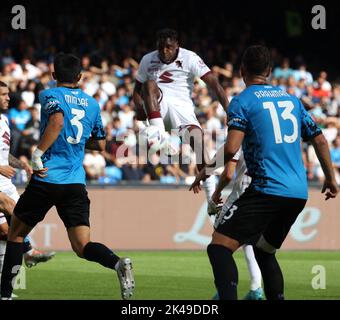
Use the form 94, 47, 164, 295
156, 28, 178, 43
53, 53, 81, 83
0, 81, 8, 87
241, 45, 272, 76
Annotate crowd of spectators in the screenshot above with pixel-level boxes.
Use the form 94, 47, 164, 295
1, 48, 339, 186
1, 3, 339, 186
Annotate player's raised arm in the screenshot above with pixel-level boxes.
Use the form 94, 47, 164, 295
201, 71, 229, 111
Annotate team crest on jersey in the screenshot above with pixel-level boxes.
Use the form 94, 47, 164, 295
175, 60, 183, 69
159, 71, 174, 83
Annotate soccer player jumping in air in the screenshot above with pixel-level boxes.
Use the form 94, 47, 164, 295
0, 54, 134, 300
133, 28, 228, 201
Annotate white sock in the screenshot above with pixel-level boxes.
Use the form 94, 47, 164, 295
0, 240, 6, 274
25, 248, 34, 256
243, 244, 262, 291
149, 118, 165, 132
203, 175, 216, 200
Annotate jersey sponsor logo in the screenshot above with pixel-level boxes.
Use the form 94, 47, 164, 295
159, 71, 174, 83
2, 131, 10, 146
147, 67, 160, 73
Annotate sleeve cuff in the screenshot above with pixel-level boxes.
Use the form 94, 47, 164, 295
228, 125, 246, 133
303, 130, 322, 142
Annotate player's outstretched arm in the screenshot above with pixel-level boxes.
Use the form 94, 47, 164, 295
9, 154, 33, 179
311, 134, 339, 200
201, 72, 229, 111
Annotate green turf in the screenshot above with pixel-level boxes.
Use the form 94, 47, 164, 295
13, 251, 340, 300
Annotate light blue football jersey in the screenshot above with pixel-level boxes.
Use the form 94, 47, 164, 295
35, 87, 105, 185
227, 84, 322, 199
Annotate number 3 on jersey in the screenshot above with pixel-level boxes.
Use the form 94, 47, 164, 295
67, 108, 85, 144
263, 101, 298, 144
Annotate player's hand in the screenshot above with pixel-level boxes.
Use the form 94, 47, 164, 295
33, 167, 48, 178
32, 148, 44, 170
0, 165, 16, 179
189, 168, 209, 194
322, 179, 339, 200
211, 191, 223, 205
32, 148, 48, 177
207, 199, 223, 216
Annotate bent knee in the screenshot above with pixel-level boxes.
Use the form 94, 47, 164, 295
70, 241, 87, 258
211, 231, 240, 252
0, 198, 15, 216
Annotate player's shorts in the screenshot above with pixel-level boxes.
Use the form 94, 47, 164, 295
159, 91, 201, 130
14, 179, 90, 229
215, 187, 306, 249
0, 184, 20, 225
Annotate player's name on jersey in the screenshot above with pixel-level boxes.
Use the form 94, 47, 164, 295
254, 89, 290, 99
65, 94, 89, 107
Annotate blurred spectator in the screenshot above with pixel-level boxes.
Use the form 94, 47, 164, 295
8, 100, 31, 156
273, 58, 294, 80
293, 63, 313, 85
0, 8, 338, 185
19, 107, 40, 159
83, 151, 106, 181
330, 136, 340, 184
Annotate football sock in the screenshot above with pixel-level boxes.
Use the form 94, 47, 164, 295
207, 244, 238, 300
23, 239, 33, 254
0, 241, 23, 299
243, 245, 262, 290
149, 111, 165, 132
5, 216, 32, 255
253, 246, 284, 300
83, 242, 120, 270
0, 240, 6, 274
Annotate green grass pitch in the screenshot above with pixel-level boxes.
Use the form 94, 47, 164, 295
14, 251, 340, 300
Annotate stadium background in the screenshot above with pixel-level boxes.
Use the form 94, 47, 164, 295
1, 0, 340, 299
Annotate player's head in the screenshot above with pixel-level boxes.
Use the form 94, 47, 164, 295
53, 53, 82, 84
240, 45, 272, 80
0, 81, 10, 112
156, 28, 179, 64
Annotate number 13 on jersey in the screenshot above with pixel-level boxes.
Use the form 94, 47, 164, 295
263, 100, 298, 144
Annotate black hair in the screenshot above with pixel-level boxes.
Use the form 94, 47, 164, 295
241, 45, 272, 76
53, 53, 81, 83
156, 28, 178, 43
